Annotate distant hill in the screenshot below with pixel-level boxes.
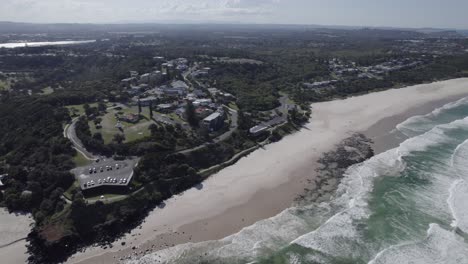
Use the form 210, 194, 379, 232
0, 21, 464, 39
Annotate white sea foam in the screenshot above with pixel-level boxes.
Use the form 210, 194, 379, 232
396, 96, 468, 137
130, 101, 468, 264
368, 224, 468, 264
448, 138, 468, 233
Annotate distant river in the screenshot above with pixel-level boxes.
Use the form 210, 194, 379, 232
0, 40, 96, 48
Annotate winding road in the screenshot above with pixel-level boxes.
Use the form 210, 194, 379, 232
64, 117, 97, 161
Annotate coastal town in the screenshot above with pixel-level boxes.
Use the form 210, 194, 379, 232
0, 21, 468, 264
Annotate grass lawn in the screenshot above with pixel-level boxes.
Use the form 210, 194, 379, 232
90, 109, 152, 144
73, 151, 93, 167
167, 112, 185, 123
0, 80, 11, 91
63, 180, 80, 201
227, 102, 239, 111
41, 86, 54, 95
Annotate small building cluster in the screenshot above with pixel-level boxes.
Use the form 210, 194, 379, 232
118, 57, 235, 132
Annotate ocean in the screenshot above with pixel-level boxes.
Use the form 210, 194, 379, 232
130, 97, 468, 264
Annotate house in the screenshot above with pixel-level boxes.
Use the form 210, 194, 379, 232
121, 77, 137, 87
159, 81, 189, 97
139, 96, 159, 106
193, 89, 206, 97
193, 98, 212, 107
139, 73, 151, 84
207, 87, 220, 96
171, 80, 189, 90
163, 88, 186, 97
140, 71, 164, 85
203, 111, 225, 132
128, 85, 143, 96
157, 103, 176, 113
196, 107, 213, 118
120, 113, 140, 123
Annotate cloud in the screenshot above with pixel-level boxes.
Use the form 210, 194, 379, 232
0, 0, 283, 23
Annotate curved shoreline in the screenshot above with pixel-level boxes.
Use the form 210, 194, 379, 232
65, 78, 468, 263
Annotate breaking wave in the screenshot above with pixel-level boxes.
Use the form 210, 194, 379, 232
130, 98, 468, 264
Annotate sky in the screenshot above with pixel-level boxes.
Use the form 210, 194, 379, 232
2, 0, 468, 29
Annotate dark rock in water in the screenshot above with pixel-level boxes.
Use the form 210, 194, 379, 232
296, 133, 374, 205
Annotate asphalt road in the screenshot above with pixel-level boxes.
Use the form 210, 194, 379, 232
64, 117, 97, 161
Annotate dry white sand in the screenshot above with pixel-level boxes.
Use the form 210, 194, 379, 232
69, 78, 468, 264
0, 209, 33, 264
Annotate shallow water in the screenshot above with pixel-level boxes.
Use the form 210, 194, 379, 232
130, 97, 468, 264
0, 40, 95, 48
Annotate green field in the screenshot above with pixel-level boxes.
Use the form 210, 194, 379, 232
72, 151, 93, 167
0, 80, 11, 91
90, 108, 152, 144
41, 86, 54, 95
228, 102, 240, 111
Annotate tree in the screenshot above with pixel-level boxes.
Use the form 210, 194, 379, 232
113, 133, 125, 144
138, 99, 142, 116
98, 102, 107, 112
83, 103, 91, 116
93, 132, 103, 142
149, 101, 153, 119
185, 100, 198, 127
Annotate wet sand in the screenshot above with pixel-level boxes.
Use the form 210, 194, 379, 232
68, 78, 468, 264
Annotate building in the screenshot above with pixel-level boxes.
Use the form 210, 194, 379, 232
303, 80, 337, 89
128, 85, 144, 96
207, 87, 220, 96
193, 98, 212, 107
138, 96, 159, 106
138, 71, 163, 85
171, 80, 189, 90
249, 125, 269, 136
120, 113, 140, 123
203, 111, 225, 131
193, 89, 206, 97
0, 174, 7, 188
157, 103, 176, 113
121, 77, 137, 87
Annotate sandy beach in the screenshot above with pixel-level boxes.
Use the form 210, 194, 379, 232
67, 78, 468, 264
0, 209, 33, 264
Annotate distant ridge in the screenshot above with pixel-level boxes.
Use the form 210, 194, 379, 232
0, 21, 465, 38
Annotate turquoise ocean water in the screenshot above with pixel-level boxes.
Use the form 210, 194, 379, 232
131, 97, 468, 264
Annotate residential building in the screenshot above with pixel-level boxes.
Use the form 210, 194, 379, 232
157, 103, 175, 113
203, 111, 225, 131
138, 96, 159, 106
193, 98, 212, 107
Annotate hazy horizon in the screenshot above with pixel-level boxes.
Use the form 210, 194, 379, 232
2, 0, 468, 30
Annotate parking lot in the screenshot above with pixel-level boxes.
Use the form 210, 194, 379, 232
74, 158, 138, 190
